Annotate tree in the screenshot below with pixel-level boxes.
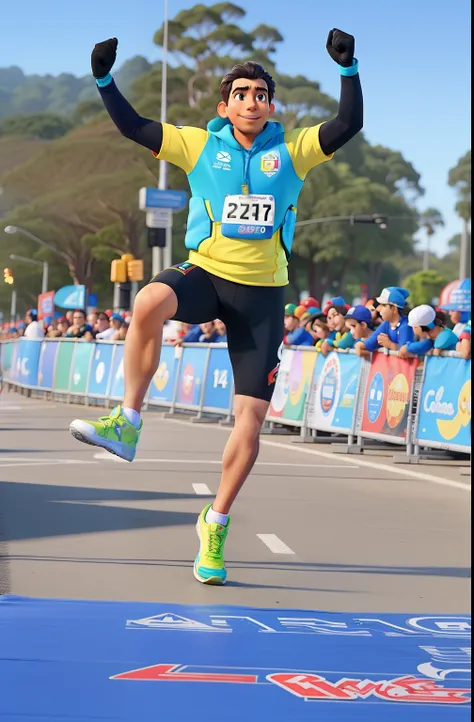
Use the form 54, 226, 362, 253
404, 270, 447, 307
0, 112, 73, 140
448, 150, 471, 222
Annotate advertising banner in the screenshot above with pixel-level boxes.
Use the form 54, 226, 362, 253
202, 346, 233, 412
148, 345, 179, 405
88, 344, 115, 397
416, 357, 471, 451
360, 353, 418, 441
268, 348, 317, 426
54, 285, 87, 310
8, 339, 42, 387
53, 342, 76, 391
69, 343, 94, 394
38, 341, 59, 389
37, 291, 55, 321
176, 346, 208, 408
109, 345, 125, 399
307, 351, 363, 433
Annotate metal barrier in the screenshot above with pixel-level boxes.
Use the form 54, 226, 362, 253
0, 338, 471, 457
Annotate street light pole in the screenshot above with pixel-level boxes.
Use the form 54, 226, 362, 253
4, 225, 66, 263
10, 289, 17, 325
459, 218, 470, 279
9, 253, 49, 294
152, 0, 170, 277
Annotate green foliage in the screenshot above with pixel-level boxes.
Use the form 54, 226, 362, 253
404, 270, 447, 307
448, 150, 471, 221
0, 112, 72, 139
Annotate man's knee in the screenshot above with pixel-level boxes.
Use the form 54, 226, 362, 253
133, 283, 178, 323
234, 395, 269, 433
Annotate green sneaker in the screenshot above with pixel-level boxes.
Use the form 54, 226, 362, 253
194, 504, 230, 585
69, 406, 141, 462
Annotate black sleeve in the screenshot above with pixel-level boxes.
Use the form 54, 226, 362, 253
319, 73, 363, 156
97, 78, 163, 154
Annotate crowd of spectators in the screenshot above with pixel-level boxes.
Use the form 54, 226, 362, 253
0, 288, 471, 361
283, 285, 471, 360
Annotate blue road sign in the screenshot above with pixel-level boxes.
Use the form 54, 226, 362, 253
139, 187, 188, 211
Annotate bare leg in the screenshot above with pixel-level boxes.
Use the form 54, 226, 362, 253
123, 283, 178, 412
212, 395, 269, 514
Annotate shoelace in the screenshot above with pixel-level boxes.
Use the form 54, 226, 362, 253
207, 529, 224, 557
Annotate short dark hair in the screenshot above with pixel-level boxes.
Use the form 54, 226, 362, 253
220, 61, 276, 104
326, 304, 347, 317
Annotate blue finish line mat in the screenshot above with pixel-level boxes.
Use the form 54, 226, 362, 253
0, 596, 471, 721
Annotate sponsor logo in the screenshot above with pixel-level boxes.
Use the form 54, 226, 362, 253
111, 662, 471, 705
213, 151, 232, 171
175, 262, 195, 275
237, 224, 267, 235
261, 150, 280, 178
319, 356, 339, 415
367, 372, 384, 423
154, 361, 169, 392
432, 380, 471, 441
268, 364, 279, 386
386, 373, 410, 428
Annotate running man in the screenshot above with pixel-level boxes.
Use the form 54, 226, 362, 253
70, 29, 363, 584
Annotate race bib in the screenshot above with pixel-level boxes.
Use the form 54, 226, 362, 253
221, 194, 275, 240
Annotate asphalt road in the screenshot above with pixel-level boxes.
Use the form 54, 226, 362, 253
0, 393, 470, 613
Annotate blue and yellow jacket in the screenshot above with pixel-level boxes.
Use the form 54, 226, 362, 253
154, 119, 332, 286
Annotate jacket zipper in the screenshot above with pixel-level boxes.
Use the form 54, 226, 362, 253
242, 149, 252, 195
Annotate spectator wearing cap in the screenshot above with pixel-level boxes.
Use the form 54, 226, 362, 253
96, 312, 123, 340
284, 304, 313, 346
301, 308, 326, 348
24, 309, 44, 339
321, 303, 350, 355
456, 319, 471, 360
66, 309, 94, 341
114, 317, 130, 341
356, 286, 413, 357
399, 306, 458, 359
342, 305, 374, 348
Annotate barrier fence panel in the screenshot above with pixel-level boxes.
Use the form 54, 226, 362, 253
414, 355, 471, 453
267, 347, 317, 428
1, 339, 470, 458
356, 351, 419, 446
306, 350, 363, 435
147, 344, 180, 408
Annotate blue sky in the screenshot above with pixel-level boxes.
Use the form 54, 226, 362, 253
1, 0, 471, 255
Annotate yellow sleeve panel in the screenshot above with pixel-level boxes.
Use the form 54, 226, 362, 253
285, 123, 334, 180
152, 124, 209, 175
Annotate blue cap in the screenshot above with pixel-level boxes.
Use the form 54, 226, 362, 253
111, 313, 124, 323
27, 309, 38, 320
440, 277, 471, 312
8, 326, 17, 333
376, 286, 410, 309
44, 315, 53, 325
345, 305, 372, 324
17, 322, 26, 329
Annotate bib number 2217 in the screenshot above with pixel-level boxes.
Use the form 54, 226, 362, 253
221, 194, 275, 240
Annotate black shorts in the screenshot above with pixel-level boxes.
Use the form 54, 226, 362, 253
150, 263, 285, 402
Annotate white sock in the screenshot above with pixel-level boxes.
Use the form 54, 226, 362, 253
122, 407, 141, 428
205, 506, 229, 526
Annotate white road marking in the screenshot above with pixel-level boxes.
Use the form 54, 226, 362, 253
0, 405, 22, 411
259, 440, 472, 492
160, 418, 470, 493
0, 459, 98, 469
192, 483, 212, 495
92, 452, 353, 469
257, 534, 295, 555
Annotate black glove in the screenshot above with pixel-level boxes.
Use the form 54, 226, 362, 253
326, 29, 355, 68
91, 37, 118, 79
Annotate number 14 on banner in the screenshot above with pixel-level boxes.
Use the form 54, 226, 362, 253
213, 369, 228, 389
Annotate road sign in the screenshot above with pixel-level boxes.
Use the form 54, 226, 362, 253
146, 208, 173, 229
139, 187, 188, 211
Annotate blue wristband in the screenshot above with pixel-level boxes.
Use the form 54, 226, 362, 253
96, 73, 113, 88
339, 58, 359, 77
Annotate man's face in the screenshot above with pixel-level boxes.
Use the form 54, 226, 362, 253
217, 78, 274, 137
200, 321, 214, 335
450, 310, 461, 324
346, 319, 364, 338
73, 311, 85, 328
284, 315, 298, 332
97, 314, 109, 332
378, 304, 399, 323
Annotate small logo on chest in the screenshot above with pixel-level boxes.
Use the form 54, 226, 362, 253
213, 151, 232, 171
261, 150, 280, 178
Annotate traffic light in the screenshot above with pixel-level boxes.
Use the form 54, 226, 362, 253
110, 259, 127, 283
3, 268, 13, 285
147, 227, 166, 248
350, 214, 388, 229
127, 259, 144, 282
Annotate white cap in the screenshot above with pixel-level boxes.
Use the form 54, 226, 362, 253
408, 304, 436, 328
